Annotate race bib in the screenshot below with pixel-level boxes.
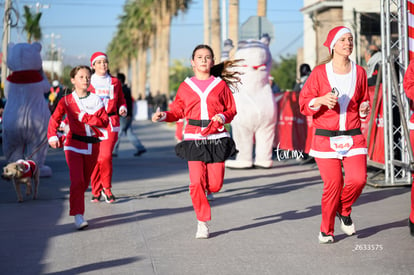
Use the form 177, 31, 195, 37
330, 135, 353, 155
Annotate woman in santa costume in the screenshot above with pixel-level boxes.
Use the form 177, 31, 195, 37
402, 61, 414, 237
152, 44, 239, 239
299, 26, 370, 243
89, 52, 127, 203
48, 65, 109, 229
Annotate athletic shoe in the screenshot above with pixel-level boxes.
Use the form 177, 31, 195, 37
91, 194, 101, 203
409, 219, 414, 237
337, 213, 356, 236
74, 214, 88, 230
101, 189, 116, 204
206, 192, 215, 201
134, 149, 147, 156
195, 221, 209, 239
318, 232, 334, 244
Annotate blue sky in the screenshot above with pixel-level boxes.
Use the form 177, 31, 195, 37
1, 0, 304, 65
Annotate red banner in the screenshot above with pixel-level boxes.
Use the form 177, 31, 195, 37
361, 85, 385, 164
275, 89, 384, 163
274, 91, 312, 153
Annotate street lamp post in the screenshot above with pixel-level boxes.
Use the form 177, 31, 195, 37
1, 0, 12, 94
45, 33, 61, 80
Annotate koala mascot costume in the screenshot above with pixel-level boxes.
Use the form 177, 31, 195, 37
225, 36, 277, 169
3, 42, 52, 177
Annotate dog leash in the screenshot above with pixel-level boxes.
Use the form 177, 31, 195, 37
24, 138, 49, 160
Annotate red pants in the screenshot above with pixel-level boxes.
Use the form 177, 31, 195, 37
411, 182, 414, 223
65, 143, 99, 216
315, 155, 367, 235
91, 131, 118, 196
188, 161, 225, 221
409, 131, 414, 223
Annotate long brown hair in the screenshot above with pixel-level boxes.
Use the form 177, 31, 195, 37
70, 65, 91, 79
192, 44, 242, 92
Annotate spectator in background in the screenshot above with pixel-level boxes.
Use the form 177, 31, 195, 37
364, 44, 382, 86
49, 82, 72, 114
269, 76, 281, 94
293, 63, 311, 92
0, 97, 4, 118
113, 73, 147, 157
146, 91, 154, 119
154, 90, 168, 111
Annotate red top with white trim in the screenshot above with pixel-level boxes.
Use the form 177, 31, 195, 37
163, 76, 237, 140
89, 74, 126, 132
403, 61, 414, 129
299, 61, 369, 159
47, 92, 109, 155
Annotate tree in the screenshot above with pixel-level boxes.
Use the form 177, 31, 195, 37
271, 55, 297, 91
22, 5, 42, 43
149, 0, 190, 97
108, 0, 191, 99
257, 0, 266, 17
62, 65, 73, 88
210, 0, 221, 59
108, 0, 154, 99
169, 59, 193, 97
228, 0, 239, 58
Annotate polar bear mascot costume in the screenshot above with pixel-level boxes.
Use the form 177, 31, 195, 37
3, 42, 52, 177
225, 36, 277, 169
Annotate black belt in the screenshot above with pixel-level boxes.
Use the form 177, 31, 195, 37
71, 133, 101, 143
188, 119, 211, 127
315, 128, 362, 137
108, 112, 117, 117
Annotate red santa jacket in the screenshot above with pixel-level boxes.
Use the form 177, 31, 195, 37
89, 74, 126, 132
47, 92, 109, 154
299, 61, 369, 159
403, 61, 414, 130
162, 76, 237, 140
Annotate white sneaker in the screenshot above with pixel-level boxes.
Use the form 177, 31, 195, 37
74, 214, 88, 230
318, 232, 334, 244
206, 192, 215, 201
195, 221, 209, 239
337, 213, 356, 236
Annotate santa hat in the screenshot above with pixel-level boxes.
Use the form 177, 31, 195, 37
323, 26, 352, 53
90, 52, 108, 66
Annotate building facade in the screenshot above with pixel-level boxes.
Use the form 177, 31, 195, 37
300, 0, 382, 69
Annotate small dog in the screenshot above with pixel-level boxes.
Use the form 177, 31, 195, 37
2, 159, 40, 202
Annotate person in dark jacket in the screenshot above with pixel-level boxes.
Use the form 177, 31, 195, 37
113, 73, 146, 157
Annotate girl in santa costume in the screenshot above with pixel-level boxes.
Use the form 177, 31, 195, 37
152, 44, 240, 239
402, 62, 414, 237
48, 65, 109, 230
299, 26, 370, 244
89, 52, 127, 203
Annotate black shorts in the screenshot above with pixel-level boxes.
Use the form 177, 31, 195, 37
175, 137, 238, 163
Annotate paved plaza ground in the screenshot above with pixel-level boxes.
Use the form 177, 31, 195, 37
0, 121, 413, 275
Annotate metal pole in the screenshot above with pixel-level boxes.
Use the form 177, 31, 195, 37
1, 0, 12, 95
381, 0, 391, 182
51, 33, 55, 81
221, 0, 227, 43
